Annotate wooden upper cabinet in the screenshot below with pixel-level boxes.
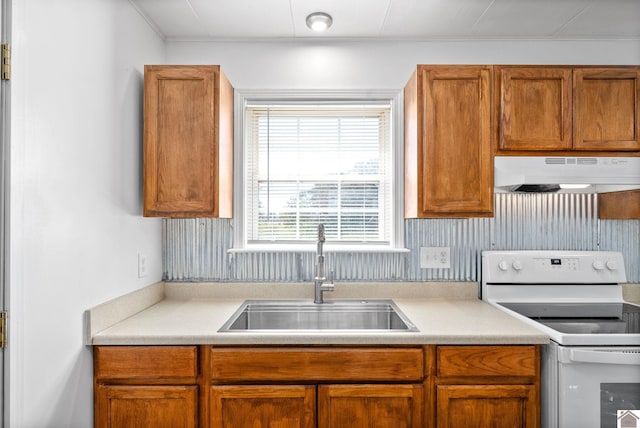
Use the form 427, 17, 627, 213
496, 65, 640, 154
143, 65, 233, 218
405, 65, 493, 218
574, 68, 640, 151
598, 189, 640, 219
498, 67, 572, 151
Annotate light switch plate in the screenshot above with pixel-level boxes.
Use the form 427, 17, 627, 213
420, 247, 451, 269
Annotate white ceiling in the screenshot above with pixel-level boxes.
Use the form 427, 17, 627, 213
129, 0, 640, 41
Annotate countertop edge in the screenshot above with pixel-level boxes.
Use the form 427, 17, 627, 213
84, 281, 165, 345
91, 334, 549, 346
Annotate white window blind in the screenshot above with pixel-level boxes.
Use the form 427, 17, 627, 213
245, 102, 392, 245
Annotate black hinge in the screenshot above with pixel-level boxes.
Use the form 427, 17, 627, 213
0, 311, 6, 348
1, 44, 10, 81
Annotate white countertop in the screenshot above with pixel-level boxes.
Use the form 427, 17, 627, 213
88, 282, 549, 346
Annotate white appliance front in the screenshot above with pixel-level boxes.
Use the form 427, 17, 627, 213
544, 343, 640, 428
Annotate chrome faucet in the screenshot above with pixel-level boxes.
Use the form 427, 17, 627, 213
314, 224, 334, 304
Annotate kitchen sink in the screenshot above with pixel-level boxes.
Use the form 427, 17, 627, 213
218, 299, 418, 332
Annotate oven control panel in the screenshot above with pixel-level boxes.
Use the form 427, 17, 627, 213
482, 251, 627, 284
533, 257, 580, 271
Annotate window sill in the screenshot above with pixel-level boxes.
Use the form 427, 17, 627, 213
228, 245, 410, 254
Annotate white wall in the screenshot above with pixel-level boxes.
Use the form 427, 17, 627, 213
166, 39, 640, 89
10, 0, 164, 426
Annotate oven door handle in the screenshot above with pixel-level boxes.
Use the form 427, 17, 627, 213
566, 349, 640, 366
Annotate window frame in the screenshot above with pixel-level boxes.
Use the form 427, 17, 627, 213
232, 89, 405, 252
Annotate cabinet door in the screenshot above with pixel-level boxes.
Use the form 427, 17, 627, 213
318, 384, 423, 428
95, 385, 197, 428
598, 189, 640, 219
143, 65, 233, 217
574, 68, 640, 151
210, 385, 316, 428
499, 67, 572, 151
419, 66, 493, 217
436, 384, 537, 428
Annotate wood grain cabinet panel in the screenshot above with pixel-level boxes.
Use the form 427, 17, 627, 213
574, 68, 640, 151
498, 67, 572, 151
405, 65, 493, 218
437, 345, 537, 378
209, 347, 424, 382
94, 346, 200, 428
598, 189, 640, 219
95, 385, 198, 428
143, 65, 233, 218
318, 384, 423, 428
436, 384, 537, 428
495, 65, 640, 154
93, 345, 541, 428
430, 345, 540, 428
94, 345, 198, 382
210, 385, 316, 428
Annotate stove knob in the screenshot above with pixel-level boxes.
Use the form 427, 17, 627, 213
592, 260, 605, 271
498, 260, 509, 271
512, 260, 523, 271
606, 260, 618, 271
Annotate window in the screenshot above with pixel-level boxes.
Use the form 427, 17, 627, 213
235, 91, 403, 251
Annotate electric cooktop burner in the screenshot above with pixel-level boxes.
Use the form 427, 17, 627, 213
499, 302, 640, 335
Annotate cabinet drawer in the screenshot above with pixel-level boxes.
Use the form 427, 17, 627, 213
95, 346, 198, 381
210, 347, 424, 382
436, 346, 537, 378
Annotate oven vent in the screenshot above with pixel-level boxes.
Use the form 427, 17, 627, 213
601, 350, 640, 355
544, 157, 601, 166
545, 158, 566, 165
577, 157, 598, 165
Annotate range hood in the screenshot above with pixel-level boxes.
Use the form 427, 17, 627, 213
494, 156, 640, 193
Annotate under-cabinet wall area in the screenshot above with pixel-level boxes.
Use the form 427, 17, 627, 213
163, 193, 640, 283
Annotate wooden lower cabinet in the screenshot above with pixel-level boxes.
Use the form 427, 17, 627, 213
319, 384, 423, 428
208, 384, 422, 428
210, 385, 316, 428
436, 384, 537, 428
95, 385, 198, 428
431, 345, 540, 428
94, 345, 540, 428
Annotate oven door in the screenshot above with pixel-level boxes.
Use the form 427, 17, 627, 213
554, 345, 640, 428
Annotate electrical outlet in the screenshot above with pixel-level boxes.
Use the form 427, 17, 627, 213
138, 253, 148, 278
420, 247, 451, 269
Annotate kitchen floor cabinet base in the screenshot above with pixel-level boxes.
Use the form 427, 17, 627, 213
93, 344, 540, 428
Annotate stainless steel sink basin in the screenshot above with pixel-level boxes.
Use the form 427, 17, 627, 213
218, 300, 418, 332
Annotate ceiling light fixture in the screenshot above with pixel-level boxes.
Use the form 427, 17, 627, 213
306, 12, 333, 32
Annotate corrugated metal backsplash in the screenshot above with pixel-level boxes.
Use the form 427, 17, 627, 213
164, 193, 640, 282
